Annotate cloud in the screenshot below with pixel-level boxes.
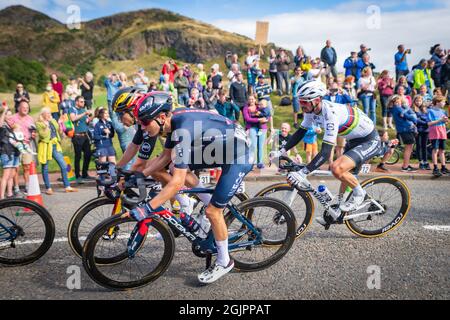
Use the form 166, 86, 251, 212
213, 3, 450, 74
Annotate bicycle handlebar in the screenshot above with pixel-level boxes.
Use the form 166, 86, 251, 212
95, 161, 117, 187
278, 156, 306, 172
116, 168, 148, 206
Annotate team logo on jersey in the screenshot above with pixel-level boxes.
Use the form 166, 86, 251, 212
141, 142, 151, 153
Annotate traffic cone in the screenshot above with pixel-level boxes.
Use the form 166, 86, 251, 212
26, 161, 44, 207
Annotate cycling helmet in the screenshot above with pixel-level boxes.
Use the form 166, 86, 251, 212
134, 91, 173, 124
296, 80, 327, 101
111, 87, 146, 113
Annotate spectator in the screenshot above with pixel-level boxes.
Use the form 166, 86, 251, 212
255, 75, 272, 106
324, 82, 354, 105
412, 95, 430, 170
268, 48, 279, 91
301, 56, 313, 74
158, 74, 175, 95
132, 68, 149, 91
148, 80, 158, 92
188, 88, 205, 109
161, 59, 179, 83
174, 69, 190, 107
440, 55, 450, 100
267, 123, 302, 163
110, 108, 136, 154
320, 40, 338, 79
202, 79, 219, 111
343, 51, 359, 79
189, 73, 204, 96
197, 64, 208, 87
118, 72, 129, 88
214, 90, 240, 122
225, 52, 241, 71
245, 48, 258, 92
413, 59, 434, 93
294, 46, 307, 69
358, 44, 371, 59
50, 73, 64, 102
94, 108, 116, 164
395, 45, 411, 81
375, 130, 396, 173
104, 73, 122, 110
79, 72, 95, 109
397, 85, 412, 107
0, 103, 20, 199
304, 124, 321, 164
243, 95, 270, 169
291, 67, 305, 128
276, 49, 291, 95
42, 82, 61, 121
208, 64, 223, 90
427, 96, 449, 177
227, 63, 240, 86
417, 84, 433, 106
343, 76, 358, 102
390, 95, 418, 172
36, 108, 77, 195
13, 83, 30, 113
395, 76, 412, 96
69, 96, 94, 184
305, 58, 325, 81
358, 67, 377, 123
430, 44, 448, 89
230, 72, 248, 118
183, 64, 193, 82
66, 77, 81, 101
356, 54, 376, 84
377, 70, 395, 129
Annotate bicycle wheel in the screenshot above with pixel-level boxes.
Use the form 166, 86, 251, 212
386, 149, 400, 165
0, 199, 55, 266
68, 196, 132, 259
82, 215, 175, 291
345, 176, 411, 238
226, 197, 296, 272
255, 183, 314, 239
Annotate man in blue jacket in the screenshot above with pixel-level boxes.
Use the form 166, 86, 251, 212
344, 52, 359, 78
321, 40, 338, 79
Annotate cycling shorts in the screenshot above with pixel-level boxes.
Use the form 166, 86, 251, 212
344, 129, 381, 174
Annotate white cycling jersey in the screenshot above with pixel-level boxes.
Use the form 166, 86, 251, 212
301, 100, 374, 145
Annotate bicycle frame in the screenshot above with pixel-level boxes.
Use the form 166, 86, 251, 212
0, 215, 18, 242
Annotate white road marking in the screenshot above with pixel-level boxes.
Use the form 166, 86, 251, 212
423, 225, 450, 232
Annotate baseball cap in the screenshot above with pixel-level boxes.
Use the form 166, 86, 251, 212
258, 74, 265, 79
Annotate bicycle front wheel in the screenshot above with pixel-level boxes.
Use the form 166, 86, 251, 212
0, 199, 55, 266
82, 215, 175, 291
345, 176, 411, 238
226, 197, 296, 272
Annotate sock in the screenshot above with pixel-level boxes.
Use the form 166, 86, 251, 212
174, 194, 191, 214
215, 239, 230, 267
14, 186, 20, 193
434, 164, 438, 170
195, 181, 212, 206
353, 185, 364, 197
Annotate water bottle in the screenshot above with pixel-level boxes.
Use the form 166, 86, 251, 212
317, 185, 333, 203
196, 206, 211, 239
179, 212, 200, 233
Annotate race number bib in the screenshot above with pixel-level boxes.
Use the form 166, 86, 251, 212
360, 164, 371, 174
199, 172, 211, 185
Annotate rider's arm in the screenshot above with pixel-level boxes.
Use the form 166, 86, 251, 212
305, 141, 334, 173
283, 126, 307, 152
117, 142, 139, 168
149, 167, 187, 209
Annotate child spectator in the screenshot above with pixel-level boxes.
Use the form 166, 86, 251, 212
390, 95, 418, 172
427, 96, 449, 177
267, 123, 302, 164
412, 95, 431, 170
304, 124, 321, 164
418, 84, 433, 106
94, 108, 116, 164
375, 130, 395, 173
9, 124, 35, 155
188, 88, 205, 109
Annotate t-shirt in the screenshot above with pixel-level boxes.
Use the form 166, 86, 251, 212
10, 114, 35, 144
69, 106, 89, 133
210, 74, 222, 90
278, 133, 291, 151
427, 107, 448, 140
395, 52, 409, 71
81, 81, 94, 101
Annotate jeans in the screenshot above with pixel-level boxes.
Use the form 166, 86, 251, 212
328, 65, 338, 79
360, 94, 377, 124
249, 127, 267, 165
416, 132, 429, 162
42, 144, 70, 189
380, 95, 392, 118
178, 92, 190, 107
276, 71, 290, 95
72, 135, 92, 178
269, 71, 279, 91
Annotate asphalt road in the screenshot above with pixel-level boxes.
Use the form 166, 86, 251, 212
0, 179, 449, 300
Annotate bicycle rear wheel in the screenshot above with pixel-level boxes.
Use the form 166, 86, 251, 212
82, 215, 175, 291
226, 197, 296, 272
386, 149, 400, 165
345, 176, 411, 238
0, 199, 55, 266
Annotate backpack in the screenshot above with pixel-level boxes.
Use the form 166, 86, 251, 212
59, 114, 74, 138
280, 97, 292, 106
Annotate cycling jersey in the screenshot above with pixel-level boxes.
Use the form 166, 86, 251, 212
132, 125, 158, 160
164, 108, 253, 208
300, 100, 374, 145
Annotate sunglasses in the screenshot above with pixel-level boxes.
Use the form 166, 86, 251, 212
299, 99, 313, 107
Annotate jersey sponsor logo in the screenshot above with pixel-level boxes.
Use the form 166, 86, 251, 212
140, 142, 151, 154
326, 123, 335, 131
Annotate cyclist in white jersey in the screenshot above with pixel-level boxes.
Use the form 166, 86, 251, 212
271, 80, 384, 225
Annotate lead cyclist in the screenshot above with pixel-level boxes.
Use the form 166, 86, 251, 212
271, 80, 394, 226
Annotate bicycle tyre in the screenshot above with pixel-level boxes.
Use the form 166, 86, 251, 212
0, 199, 55, 266
345, 176, 411, 238
255, 183, 314, 239
82, 215, 175, 291
386, 149, 400, 165
226, 197, 296, 272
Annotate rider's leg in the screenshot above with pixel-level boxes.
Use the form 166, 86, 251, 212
205, 204, 229, 266
331, 155, 359, 188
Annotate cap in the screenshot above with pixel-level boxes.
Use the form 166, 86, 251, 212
258, 74, 265, 79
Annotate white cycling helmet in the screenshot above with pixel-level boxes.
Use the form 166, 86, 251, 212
296, 80, 327, 101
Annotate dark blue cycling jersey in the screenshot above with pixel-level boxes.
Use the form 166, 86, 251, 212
165, 108, 253, 170
132, 125, 158, 160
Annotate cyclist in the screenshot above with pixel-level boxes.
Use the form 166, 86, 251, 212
127, 93, 253, 284
271, 80, 387, 226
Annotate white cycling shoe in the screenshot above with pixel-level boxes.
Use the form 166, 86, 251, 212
340, 192, 367, 212
198, 260, 234, 284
